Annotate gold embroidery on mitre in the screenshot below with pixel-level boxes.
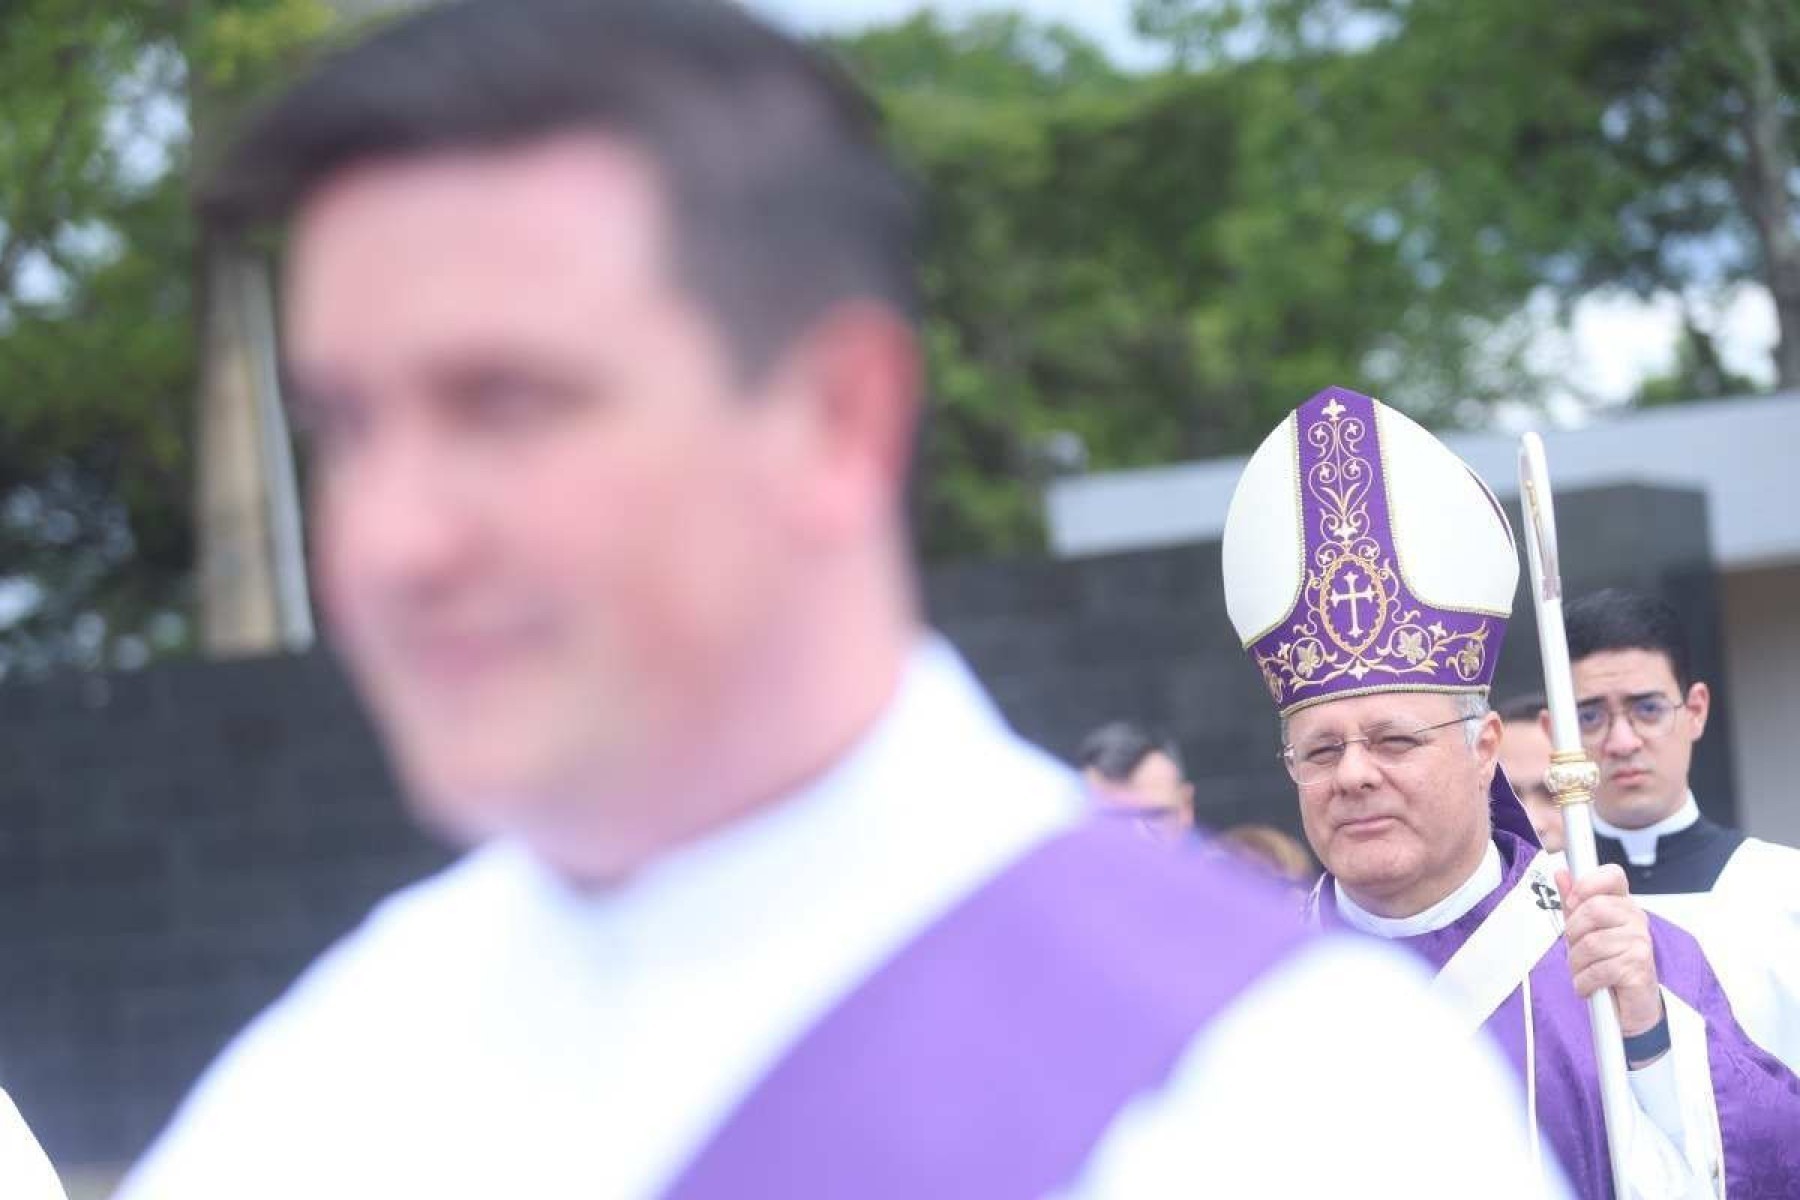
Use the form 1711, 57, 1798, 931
1253, 398, 1492, 705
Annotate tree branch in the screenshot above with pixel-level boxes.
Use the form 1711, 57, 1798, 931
1727, 0, 1800, 386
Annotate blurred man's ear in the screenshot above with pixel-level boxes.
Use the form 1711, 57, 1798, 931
1684, 680, 1710, 740
768, 302, 921, 545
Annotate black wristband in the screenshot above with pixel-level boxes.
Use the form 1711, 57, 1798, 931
1623, 1010, 1672, 1066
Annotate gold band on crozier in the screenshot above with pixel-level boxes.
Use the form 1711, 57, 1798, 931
1544, 750, 1600, 809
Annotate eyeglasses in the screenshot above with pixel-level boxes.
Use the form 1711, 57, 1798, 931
1280, 714, 1477, 787
1576, 695, 1682, 743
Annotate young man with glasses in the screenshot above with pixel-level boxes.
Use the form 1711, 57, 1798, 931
1566, 589, 1800, 1073
1223, 386, 1800, 1199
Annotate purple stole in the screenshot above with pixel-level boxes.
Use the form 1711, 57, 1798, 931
1322, 823, 1800, 1199
663, 819, 1312, 1200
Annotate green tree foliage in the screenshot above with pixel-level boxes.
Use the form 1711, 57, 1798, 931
834, 12, 1490, 558
1635, 318, 1760, 408
4, 3, 1791, 675
1129, 0, 1800, 390
0, 0, 329, 679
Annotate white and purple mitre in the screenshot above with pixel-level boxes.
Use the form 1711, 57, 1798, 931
1221, 384, 1517, 716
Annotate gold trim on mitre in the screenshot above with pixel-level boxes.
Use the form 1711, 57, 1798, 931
1278, 681, 1491, 719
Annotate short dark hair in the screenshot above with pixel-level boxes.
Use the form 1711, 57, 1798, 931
203, 0, 919, 380
1564, 589, 1694, 691
1495, 692, 1547, 724
1076, 721, 1184, 783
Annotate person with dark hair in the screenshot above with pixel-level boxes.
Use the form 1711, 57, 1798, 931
1566, 588, 1800, 1073
1075, 721, 1193, 834
116, 5, 1556, 1197
1496, 692, 1562, 852
1222, 386, 1800, 1198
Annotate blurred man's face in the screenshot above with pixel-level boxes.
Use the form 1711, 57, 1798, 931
1284, 693, 1498, 917
286, 136, 812, 841
1086, 750, 1194, 835
1570, 648, 1708, 829
1499, 718, 1562, 853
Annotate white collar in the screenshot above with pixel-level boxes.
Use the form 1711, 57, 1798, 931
504, 633, 1081, 963
1592, 791, 1699, 866
1335, 842, 1504, 938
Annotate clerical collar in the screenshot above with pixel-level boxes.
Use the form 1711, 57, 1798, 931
1335, 842, 1503, 938
1593, 792, 1699, 866
509, 634, 1082, 961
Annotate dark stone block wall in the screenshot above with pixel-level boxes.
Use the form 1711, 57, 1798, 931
0, 655, 449, 1169
0, 482, 1726, 1169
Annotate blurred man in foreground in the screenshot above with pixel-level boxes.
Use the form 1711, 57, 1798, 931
1567, 588, 1800, 1072
1498, 692, 1563, 853
1076, 720, 1194, 834
119, 5, 1553, 1197
1222, 385, 1800, 1198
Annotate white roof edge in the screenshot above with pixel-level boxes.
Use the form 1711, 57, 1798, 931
1045, 391, 1800, 570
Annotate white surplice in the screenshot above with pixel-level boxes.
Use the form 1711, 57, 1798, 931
1596, 794, 1800, 1074
0, 1089, 66, 1200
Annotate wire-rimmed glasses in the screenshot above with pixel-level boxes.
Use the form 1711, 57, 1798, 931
1280, 714, 1478, 787
1575, 694, 1681, 744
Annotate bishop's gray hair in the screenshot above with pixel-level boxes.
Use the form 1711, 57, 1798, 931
1453, 692, 1491, 748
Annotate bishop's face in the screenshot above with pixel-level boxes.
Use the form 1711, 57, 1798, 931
1284, 692, 1501, 918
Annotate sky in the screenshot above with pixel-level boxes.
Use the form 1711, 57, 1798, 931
745, 0, 1781, 416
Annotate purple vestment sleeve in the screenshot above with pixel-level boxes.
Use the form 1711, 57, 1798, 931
663, 819, 1313, 1200
1651, 916, 1800, 1198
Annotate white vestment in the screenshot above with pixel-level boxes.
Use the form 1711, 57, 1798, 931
0, 1088, 66, 1200
1595, 794, 1800, 1075
119, 638, 1563, 1200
